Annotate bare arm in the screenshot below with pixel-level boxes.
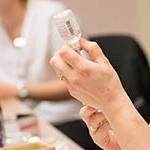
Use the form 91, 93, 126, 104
27, 80, 71, 101
50, 38, 150, 150
103, 90, 150, 150
0, 81, 71, 101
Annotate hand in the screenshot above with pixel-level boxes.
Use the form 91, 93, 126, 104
0, 82, 17, 99
51, 38, 150, 150
80, 106, 121, 150
50, 38, 126, 110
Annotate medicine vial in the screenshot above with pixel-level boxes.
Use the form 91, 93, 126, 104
53, 9, 82, 52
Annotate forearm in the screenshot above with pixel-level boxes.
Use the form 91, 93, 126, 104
102, 90, 150, 150
27, 81, 71, 101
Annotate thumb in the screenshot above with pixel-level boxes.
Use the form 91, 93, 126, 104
80, 38, 105, 62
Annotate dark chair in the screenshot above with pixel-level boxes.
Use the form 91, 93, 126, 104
90, 35, 150, 123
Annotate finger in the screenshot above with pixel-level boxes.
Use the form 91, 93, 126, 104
80, 38, 106, 63
89, 112, 106, 130
108, 130, 121, 149
80, 106, 97, 119
90, 121, 111, 149
50, 52, 72, 80
80, 106, 97, 126
59, 45, 87, 69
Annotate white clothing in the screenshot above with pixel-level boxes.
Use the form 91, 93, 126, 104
0, 0, 81, 124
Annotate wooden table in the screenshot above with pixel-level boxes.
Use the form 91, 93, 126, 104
0, 99, 84, 150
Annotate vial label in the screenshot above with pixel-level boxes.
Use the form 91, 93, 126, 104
53, 9, 82, 51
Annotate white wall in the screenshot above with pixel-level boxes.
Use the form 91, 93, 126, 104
61, 0, 150, 61
138, 0, 150, 60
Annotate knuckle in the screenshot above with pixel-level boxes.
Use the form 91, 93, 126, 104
90, 42, 99, 50
80, 107, 88, 118
50, 56, 57, 66
79, 66, 92, 77
59, 48, 68, 58
80, 110, 85, 118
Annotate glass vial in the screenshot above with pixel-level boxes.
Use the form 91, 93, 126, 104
53, 9, 82, 52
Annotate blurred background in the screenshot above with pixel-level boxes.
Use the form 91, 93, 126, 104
62, 0, 150, 62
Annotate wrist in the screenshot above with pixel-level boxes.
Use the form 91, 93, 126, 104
16, 82, 29, 100
101, 89, 132, 120
101, 90, 149, 150
99, 87, 127, 112
102, 89, 148, 127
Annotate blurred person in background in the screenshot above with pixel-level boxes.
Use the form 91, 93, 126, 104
0, 0, 100, 149
0, 0, 82, 131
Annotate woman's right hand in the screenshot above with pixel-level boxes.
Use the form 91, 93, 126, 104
50, 38, 127, 111
80, 106, 121, 150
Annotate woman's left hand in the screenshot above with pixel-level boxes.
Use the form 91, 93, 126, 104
80, 106, 121, 150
